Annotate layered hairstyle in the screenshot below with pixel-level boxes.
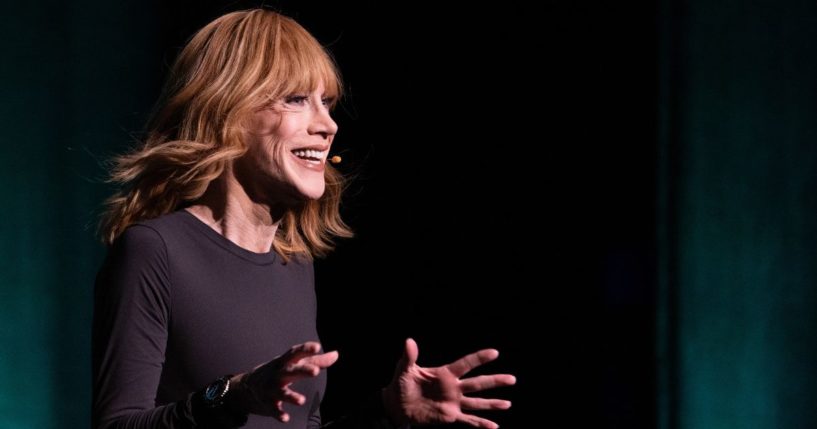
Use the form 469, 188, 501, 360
99, 9, 352, 260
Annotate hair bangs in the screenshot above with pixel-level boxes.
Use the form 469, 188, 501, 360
260, 16, 342, 108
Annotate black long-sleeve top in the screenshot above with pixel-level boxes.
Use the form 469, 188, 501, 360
92, 210, 395, 429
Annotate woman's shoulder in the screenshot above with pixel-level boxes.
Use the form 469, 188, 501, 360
114, 210, 190, 252
133, 210, 189, 231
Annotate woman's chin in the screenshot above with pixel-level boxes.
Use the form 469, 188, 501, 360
296, 184, 326, 201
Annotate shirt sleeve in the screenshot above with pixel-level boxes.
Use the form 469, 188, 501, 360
92, 225, 212, 429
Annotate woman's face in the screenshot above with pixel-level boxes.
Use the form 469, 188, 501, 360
239, 81, 338, 203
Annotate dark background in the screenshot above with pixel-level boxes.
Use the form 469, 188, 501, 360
2, 1, 816, 428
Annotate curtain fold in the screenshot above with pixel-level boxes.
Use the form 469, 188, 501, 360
657, 1, 817, 427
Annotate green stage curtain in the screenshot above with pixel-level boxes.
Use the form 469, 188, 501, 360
0, 3, 160, 427
657, 1, 817, 428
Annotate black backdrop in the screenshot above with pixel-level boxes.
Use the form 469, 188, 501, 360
264, 2, 657, 428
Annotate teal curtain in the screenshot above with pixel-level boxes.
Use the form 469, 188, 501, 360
0, 3, 159, 427
658, 1, 817, 428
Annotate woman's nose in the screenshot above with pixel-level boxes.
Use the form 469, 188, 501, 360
309, 106, 338, 139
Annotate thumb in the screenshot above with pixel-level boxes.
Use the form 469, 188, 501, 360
397, 338, 419, 371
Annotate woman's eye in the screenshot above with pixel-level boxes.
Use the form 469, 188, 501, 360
284, 95, 308, 105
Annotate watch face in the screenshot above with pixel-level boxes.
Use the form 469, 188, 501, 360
204, 379, 225, 402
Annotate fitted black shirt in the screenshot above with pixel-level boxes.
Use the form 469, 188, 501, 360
92, 210, 392, 429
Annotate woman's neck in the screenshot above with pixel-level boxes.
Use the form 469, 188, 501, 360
185, 172, 285, 254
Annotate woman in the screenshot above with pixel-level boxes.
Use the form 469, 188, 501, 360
93, 9, 514, 429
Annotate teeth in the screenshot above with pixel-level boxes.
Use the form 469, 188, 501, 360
292, 149, 326, 161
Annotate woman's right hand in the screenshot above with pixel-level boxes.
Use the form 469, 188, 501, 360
226, 342, 339, 422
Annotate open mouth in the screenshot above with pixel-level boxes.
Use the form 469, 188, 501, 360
291, 149, 326, 165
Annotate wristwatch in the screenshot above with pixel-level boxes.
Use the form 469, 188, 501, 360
194, 375, 248, 428
202, 375, 232, 408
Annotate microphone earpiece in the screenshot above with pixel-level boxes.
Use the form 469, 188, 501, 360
329, 155, 342, 164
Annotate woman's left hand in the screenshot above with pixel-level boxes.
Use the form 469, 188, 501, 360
382, 338, 516, 429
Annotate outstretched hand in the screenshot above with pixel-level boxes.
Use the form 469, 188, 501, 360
382, 338, 516, 429
228, 342, 339, 423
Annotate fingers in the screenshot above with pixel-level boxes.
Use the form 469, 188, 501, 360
396, 338, 419, 372
460, 374, 517, 394
303, 350, 339, 369
456, 412, 500, 429
275, 342, 338, 384
275, 400, 290, 423
274, 387, 306, 422
244, 342, 337, 418
282, 342, 323, 363
279, 362, 320, 384
280, 385, 307, 406
461, 396, 512, 411
280, 351, 339, 384
447, 348, 499, 378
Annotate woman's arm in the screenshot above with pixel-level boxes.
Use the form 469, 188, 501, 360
92, 225, 204, 429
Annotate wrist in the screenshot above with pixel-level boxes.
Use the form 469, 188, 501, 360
197, 374, 248, 428
223, 374, 249, 416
